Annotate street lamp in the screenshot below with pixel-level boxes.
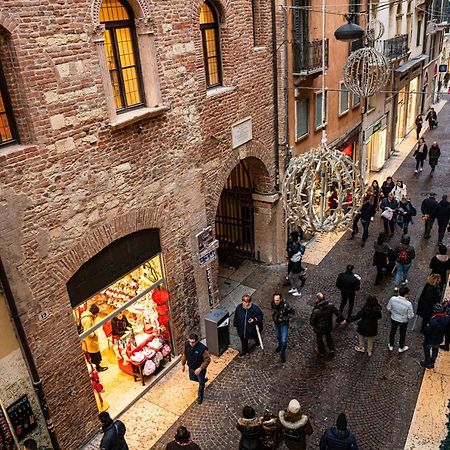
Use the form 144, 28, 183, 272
334, 21, 365, 42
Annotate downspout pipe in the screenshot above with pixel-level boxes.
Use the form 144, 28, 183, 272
271, 0, 281, 191
0, 257, 60, 450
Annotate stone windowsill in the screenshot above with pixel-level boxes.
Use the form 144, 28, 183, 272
0, 143, 38, 159
109, 105, 170, 130
206, 86, 236, 99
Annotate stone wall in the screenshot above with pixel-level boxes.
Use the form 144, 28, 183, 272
0, 0, 282, 448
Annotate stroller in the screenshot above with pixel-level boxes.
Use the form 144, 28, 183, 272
261, 409, 283, 449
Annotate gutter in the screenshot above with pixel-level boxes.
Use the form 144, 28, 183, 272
271, 0, 280, 191
0, 257, 60, 450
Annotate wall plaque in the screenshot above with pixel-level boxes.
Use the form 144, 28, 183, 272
232, 117, 252, 149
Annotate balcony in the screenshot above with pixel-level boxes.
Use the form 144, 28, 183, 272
293, 39, 329, 76
383, 34, 409, 60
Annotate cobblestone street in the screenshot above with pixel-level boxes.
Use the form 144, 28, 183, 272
153, 102, 450, 450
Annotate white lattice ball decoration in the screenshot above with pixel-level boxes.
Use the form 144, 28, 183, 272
344, 47, 390, 97
366, 19, 385, 44
283, 144, 364, 233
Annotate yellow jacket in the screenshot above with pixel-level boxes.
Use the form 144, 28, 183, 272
81, 311, 100, 353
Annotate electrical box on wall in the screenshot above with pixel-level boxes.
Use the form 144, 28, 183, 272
294, 87, 300, 97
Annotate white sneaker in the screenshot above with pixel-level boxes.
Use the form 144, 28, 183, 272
402, 279, 408, 285
370, 217, 374, 222
288, 288, 297, 293
399, 346, 409, 353
394, 286, 399, 292
420, 168, 423, 172
388, 344, 394, 351
414, 170, 418, 174
292, 291, 302, 297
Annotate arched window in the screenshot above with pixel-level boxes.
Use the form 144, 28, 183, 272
100, 0, 145, 112
0, 61, 17, 146
199, 2, 222, 88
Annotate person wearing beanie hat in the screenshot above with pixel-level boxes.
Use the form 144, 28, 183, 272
319, 413, 359, 449
236, 406, 263, 450
393, 234, 415, 291
420, 304, 450, 369
165, 426, 202, 450
81, 303, 108, 372
278, 399, 313, 450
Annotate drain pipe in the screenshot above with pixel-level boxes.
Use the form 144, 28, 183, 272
271, 0, 281, 191
0, 257, 60, 450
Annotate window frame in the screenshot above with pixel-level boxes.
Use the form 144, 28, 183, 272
352, 92, 361, 108
339, 81, 349, 116
200, 1, 223, 89
101, 0, 146, 114
295, 97, 310, 141
0, 62, 18, 147
314, 90, 327, 130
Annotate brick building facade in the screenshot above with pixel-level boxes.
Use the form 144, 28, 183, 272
0, 0, 284, 448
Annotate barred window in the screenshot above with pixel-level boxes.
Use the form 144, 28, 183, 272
0, 62, 17, 146
100, 0, 145, 112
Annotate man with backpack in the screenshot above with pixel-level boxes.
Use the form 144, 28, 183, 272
393, 235, 416, 292
99, 412, 128, 450
287, 234, 307, 297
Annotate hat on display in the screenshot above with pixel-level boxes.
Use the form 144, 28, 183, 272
287, 399, 301, 415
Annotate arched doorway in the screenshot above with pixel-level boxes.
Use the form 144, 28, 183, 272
215, 160, 255, 264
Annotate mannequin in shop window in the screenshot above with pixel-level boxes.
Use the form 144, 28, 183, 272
81, 304, 108, 372
112, 312, 132, 340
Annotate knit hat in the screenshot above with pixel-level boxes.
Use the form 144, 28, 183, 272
287, 399, 301, 415
336, 413, 348, 430
401, 235, 410, 245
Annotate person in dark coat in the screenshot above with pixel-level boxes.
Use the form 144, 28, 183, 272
380, 176, 395, 199
233, 295, 264, 356
336, 265, 361, 319
421, 192, 438, 239
286, 230, 303, 284
99, 412, 128, 450
359, 195, 373, 246
310, 293, 346, 356
417, 274, 442, 333
420, 304, 450, 369
272, 293, 295, 363
319, 413, 359, 450
348, 295, 382, 357
436, 195, 450, 244
413, 137, 428, 173
165, 426, 202, 450
396, 196, 416, 236
373, 232, 392, 285
415, 114, 423, 140
370, 180, 380, 220
111, 312, 132, 338
428, 141, 441, 175
380, 192, 398, 237
236, 406, 263, 450
278, 399, 313, 450
429, 244, 450, 294
425, 108, 437, 129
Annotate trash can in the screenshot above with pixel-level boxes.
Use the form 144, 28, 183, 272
205, 309, 230, 356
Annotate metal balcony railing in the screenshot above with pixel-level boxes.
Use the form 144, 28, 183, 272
383, 34, 409, 60
293, 39, 329, 75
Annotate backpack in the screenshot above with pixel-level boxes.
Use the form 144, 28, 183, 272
397, 248, 409, 264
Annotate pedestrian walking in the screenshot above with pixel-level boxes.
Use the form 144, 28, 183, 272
396, 196, 416, 236
261, 410, 282, 450
391, 180, 407, 202
181, 333, 211, 404
336, 265, 361, 319
271, 293, 295, 363
310, 292, 346, 356
420, 304, 450, 369
373, 232, 392, 285
381, 176, 395, 199
233, 294, 264, 356
359, 195, 373, 246
426, 107, 438, 129
440, 300, 450, 352
393, 234, 416, 291
348, 295, 382, 357
428, 141, 441, 175
278, 399, 313, 450
417, 274, 442, 332
380, 192, 398, 237
413, 137, 427, 173
415, 114, 424, 140
319, 413, 359, 450
444, 72, 450, 88
436, 195, 450, 244
387, 286, 415, 353
81, 304, 108, 372
23, 439, 37, 450
286, 230, 303, 284
370, 180, 380, 221
99, 412, 128, 450
165, 426, 202, 450
236, 406, 263, 450
429, 244, 450, 293
287, 240, 307, 297
421, 192, 438, 239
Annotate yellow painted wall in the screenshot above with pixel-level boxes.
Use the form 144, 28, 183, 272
0, 290, 19, 359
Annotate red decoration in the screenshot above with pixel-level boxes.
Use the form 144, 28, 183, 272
156, 304, 168, 316
152, 289, 170, 305
157, 315, 170, 325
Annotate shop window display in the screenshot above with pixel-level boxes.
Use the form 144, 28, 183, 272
72, 254, 174, 416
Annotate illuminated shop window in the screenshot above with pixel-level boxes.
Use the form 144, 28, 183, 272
0, 62, 17, 146
200, 2, 223, 88
100, 0, 145, 111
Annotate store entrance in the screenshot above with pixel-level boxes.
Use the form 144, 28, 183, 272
67, 230, 175, 417
215, 161, 255, 265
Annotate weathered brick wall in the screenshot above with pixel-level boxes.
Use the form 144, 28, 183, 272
0, 0, 280, 448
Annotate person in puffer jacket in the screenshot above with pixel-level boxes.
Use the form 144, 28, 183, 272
99, 412, 129, 450
236, 406, 263, 450
278, 399, 313, 450
319, 413, 359, 450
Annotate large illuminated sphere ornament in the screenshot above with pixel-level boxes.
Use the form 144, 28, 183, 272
366, 19, 385, 45
283, 144, 364, 233
344, 47, 390, 97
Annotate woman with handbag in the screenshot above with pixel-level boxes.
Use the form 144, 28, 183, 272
413, 137, 428, 174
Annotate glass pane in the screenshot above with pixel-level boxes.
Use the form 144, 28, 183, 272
100, 0, 129, 23
104, 30, 117, 70
205, 28, 217, 57
315, 93, 322, 126
200, 3, 215, 24
116, 27, 136, 68
122, 67, 141, 106
0, 90, 13, 143
296, 98, 309, 138
340, 86, 349, 113
110, 70, 123, 109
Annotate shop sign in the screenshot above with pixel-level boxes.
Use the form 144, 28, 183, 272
196, 226, 214, 253
199, 249, 217, 266
373, 122, 381, 133
439, 64, 448, 72
6, 395, 37, 440
232, 117, 252, 149
0, 409, 14, 449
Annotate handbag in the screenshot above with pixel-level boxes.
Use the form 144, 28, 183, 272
381, 209, 393, 221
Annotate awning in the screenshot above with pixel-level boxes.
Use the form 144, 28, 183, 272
395, 54, 428, 74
